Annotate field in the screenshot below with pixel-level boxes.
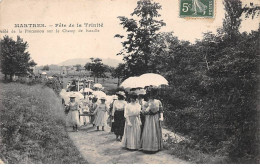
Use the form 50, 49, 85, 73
35, 69, 120, 94
0, 81, 87, 163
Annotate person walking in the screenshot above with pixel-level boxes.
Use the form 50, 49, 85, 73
109, 95, 118, 132
89, 96, 98, 127
93, 97, 108, 131
122, 94, 142, 150
137, 94, 147, 136
79, 93, 90, 125
112, 91, 127, 141
66, 95, 80, 132
141, 89, 164, 152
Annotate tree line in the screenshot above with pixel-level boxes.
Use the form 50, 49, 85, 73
113, 0, 259, 163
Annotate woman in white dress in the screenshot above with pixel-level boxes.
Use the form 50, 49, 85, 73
66, 95, 80, 132
93, 97, 108, 131
122, 94, 142, 150
141, 89, 164, 152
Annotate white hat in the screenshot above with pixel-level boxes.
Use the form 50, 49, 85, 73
112, 95, 118, 100
100, 96, 106, 100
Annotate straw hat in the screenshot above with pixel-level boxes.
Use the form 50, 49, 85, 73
116, 91, 126, 98
112, 95, 118, 100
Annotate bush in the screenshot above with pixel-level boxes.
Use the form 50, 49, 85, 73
43, 78, 62, 95
0, 82, 87, 163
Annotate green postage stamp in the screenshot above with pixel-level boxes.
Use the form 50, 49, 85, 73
180, 0, 214, 18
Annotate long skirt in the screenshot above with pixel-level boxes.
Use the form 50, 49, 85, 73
67, 110, 80, 126
93, 111, 107, 126
141, 114, 163, 151
122, 116, 141, 149
140, 112, 145, 136
113, 110, 125, 136
90, 113, 96, 124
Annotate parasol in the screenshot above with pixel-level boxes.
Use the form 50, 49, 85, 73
93, 91, 106, 99
79, 88, 93, 93
64, 92, 84, 104
120, 76, 145, 89
139, 73, 168, 87
93, 83, 103, 89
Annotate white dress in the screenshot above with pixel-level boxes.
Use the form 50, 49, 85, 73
67, 102, 80, 126
122, 102, 142, 149
93, 103, 108, 126
79, 99, 90, 125
141, 99, 163, 151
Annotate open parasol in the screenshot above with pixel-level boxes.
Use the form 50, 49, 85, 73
79, 88, 93, 93
63, 92, 84, 104
139, 73, 168, 87
93, 91, 106, 99
93, 83, 103, 89
120, 76, 145, 89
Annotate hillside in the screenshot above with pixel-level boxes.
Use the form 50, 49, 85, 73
58, 58, 122, 67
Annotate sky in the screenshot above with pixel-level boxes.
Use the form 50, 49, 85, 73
0, 0, 259, 66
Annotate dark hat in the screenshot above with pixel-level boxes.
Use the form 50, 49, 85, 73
129, 93, 138, 100
116, 91, 126, 98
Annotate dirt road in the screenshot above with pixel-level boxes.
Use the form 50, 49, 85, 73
68, 124, 188, 164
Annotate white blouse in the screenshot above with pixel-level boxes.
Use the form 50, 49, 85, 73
124, 102, 141, 117
112, 100, 127, 116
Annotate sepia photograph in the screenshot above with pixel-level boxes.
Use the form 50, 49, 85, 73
0, 0, 259, 164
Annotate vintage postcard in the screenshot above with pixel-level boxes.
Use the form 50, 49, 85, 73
0, 0, 259, 164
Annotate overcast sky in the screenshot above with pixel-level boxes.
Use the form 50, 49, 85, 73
0, 0, 259, 66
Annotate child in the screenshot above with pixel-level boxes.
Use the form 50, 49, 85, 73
93, 96, 108, 131
79, 95, 90, 126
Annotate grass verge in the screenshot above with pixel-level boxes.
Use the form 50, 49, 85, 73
0, 82, 87, 163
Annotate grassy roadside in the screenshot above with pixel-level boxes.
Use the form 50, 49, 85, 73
0, 82, 87, 163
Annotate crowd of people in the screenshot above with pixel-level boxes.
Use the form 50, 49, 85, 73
64, 87, 164, 152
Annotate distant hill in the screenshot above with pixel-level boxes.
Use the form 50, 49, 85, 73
35, 64, 61, 70
58, 58, 122, 67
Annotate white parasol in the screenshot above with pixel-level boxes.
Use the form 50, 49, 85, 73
63, 91, 84, 104
79, 88, 93, 93
93, 91, 106, 99
139, 73, 168, 87
120, 76, 145, 89
93, 83, 103, 89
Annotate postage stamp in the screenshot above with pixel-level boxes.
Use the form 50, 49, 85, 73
180, 0, 214, 18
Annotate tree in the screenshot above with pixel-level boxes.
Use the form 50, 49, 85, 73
42, 65, 50, 71
74, 64, 82, 71
84, 58, 107, 82
0, 36, 37, 81
112, 63, 127, 86
115, 0, 165, 77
